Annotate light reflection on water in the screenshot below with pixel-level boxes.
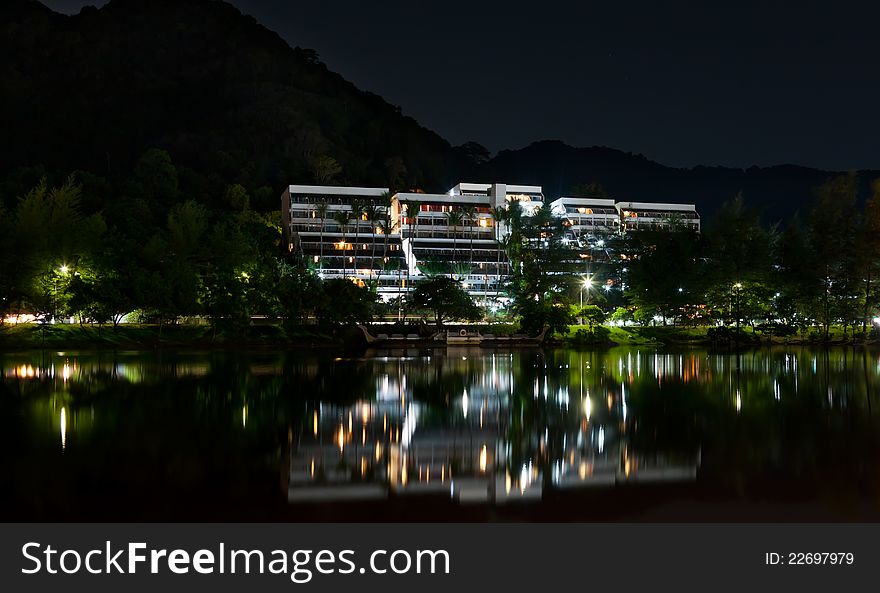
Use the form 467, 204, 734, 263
2, 347, 880, 519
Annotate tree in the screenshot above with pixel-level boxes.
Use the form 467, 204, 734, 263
455, 141, 491, 165
403, 200, 421, 287
10, 177, 106, 317
364, 202, 381, 280
411, 277, 482, 328
504, 203, 574, 335
703, 194, 773, 326
138, 200, 209, 326
333, 209, 352, 278
622, 223, 703, 325
349, 198, 366, 273
569, 182, 609, 198
223, 184, 250, 211
445, 209, 464, 266
807, 173, 860, 339
200, 217, 256, 338
383, 156, 407, 192
133, 149, 179, 207
858, 178, 880, 332
577, 304, 607, 329
489, 205, 508, 298
609, 306, 633, 325
309, 155, 342, 184
315, 200, 328, 272
461, 204, 477, 270
274, 261, 322, 335
313, 279, 375, 326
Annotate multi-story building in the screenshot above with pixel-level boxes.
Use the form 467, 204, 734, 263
392, 182, 542, 298
615, 201, 701, 233
549, 196, 619, 248
282, 183, 699, 299
281, 185, 407, 299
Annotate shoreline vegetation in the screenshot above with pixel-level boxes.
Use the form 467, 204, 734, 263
2, 169, 879, 346
1, 322, 877, 351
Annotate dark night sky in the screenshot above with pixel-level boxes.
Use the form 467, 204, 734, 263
44, 0, 880, 170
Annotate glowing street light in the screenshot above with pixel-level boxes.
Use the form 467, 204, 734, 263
580, 275, 594, 309
732, 282, 743, 333
54, 264, 70, 323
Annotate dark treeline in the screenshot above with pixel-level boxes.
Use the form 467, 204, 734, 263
0, 149, 380, 336
603, 174, 880, 340
4, 0, 878, 224
1, 150, 879, 341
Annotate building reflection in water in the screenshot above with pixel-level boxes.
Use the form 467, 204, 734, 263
288, 348, 701, 504
4, 346, 880, 515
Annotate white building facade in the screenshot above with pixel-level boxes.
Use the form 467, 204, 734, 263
282, 183, 699, 298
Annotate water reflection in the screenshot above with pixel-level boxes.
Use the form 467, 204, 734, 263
289, 348, 704, 504
2, 347, 880, 519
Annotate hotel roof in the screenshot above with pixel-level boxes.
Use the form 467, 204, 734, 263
450, 182, 543, 195
615, 201, 697, 212
287, 184, 389, 196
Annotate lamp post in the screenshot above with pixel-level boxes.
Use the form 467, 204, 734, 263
54, 264, 69, 323
579, 275, 594, 325
580, 275, 594, 308
733, 282, 742, 333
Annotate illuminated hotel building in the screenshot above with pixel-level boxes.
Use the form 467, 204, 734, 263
282, 183, 699, 297
549, 196, 619, 247
615, 201, 701, 232
281, 185, 407, 299
392, 183, 544, 298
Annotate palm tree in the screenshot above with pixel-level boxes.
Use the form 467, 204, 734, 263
404, 200, 421, 283
462, 205, 477, 271
316, 200, 328, 273
379, 214, 403, 309
379, 213, 397, 267
445, 209, 464, 273
349, 199, 365, 274
364, 203, 381, 280
333, 209, 352, 278
490, 206, 509, 298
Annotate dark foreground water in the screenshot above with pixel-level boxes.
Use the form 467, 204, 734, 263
2, 346, 880, 521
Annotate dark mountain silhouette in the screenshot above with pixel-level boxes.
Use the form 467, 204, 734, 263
0, 0, 468, 197
1, 0, 877, 220
480, 140, 880, 222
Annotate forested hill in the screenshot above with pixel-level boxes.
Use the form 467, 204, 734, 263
481, 141, 880, 223
1, 0, 878, 219
0, 0, 469, 207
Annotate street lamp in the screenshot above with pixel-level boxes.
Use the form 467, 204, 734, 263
54, 264, 69, 323
580, 275, 594, 309
733, 282, 743, 332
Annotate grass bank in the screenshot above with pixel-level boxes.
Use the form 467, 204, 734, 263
0, 323, 341, 350
557, 324, 879, 347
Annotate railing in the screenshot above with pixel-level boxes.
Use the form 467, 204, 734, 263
407, 231, 495, 241
411, 247, 507, 258
298, 241, 404, 253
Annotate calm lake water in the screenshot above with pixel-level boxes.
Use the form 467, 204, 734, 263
2, 346, 880, 521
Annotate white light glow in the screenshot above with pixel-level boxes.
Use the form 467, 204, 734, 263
60, 407, 67, 450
